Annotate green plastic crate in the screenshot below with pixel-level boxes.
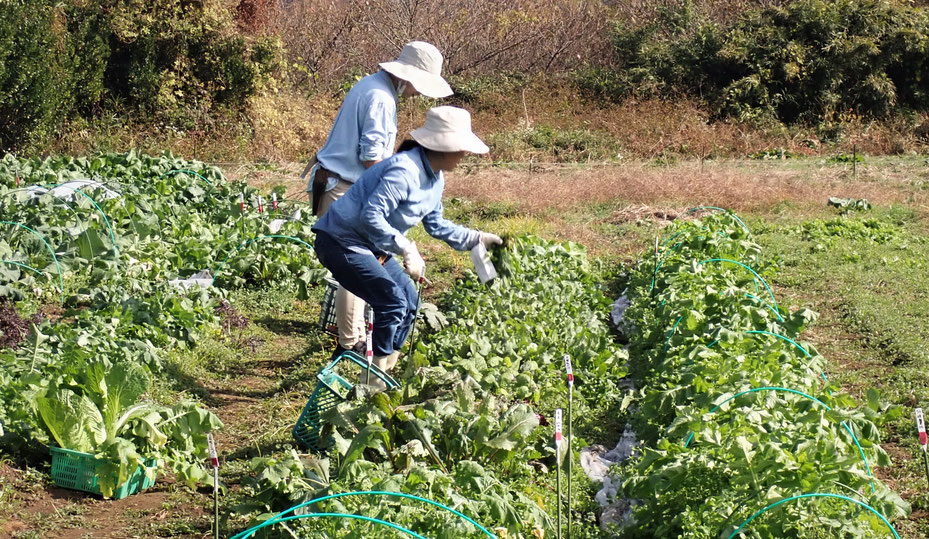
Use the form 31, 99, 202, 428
50, 446, 157, 499
293, 351, 399, 451
318, 278, 339, 335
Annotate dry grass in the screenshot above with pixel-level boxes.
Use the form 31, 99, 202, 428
445, 159, 929, 215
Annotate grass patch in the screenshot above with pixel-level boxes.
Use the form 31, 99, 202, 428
754, 206, 929, 537
487, 125, 622, 163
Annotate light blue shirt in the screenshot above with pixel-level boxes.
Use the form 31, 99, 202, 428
315, 70, 399, 184
313, 146, 481, 256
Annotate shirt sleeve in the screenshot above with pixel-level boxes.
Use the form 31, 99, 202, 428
357, 95, 397, 163
358, 163, 413, 254
422, 199, 481, 251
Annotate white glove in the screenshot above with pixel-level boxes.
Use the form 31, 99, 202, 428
401, 242, 425, 282
479, 232, 503, 249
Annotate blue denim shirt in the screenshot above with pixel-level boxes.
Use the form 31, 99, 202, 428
312, 146, 481, 255
316, 70, 399, 183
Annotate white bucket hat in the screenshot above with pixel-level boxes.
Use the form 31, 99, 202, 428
379, 41, 453, 99
411, 106, 489, 154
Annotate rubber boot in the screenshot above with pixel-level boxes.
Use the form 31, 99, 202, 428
360, 351, 399, 390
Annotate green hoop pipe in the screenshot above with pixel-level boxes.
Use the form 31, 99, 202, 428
726, 492, 899, 539
162, 168, 213, 186
664, 315, 686, 351
232, 512, 427, 539
0, 259, 45, 278
212, 234, 314, 285
0, 187, 100, 263
706, 330, 827, 383
697, 258, 778, 312
743, 293, 784, 322
683, 386, 875, 492
0, 221, 64, 303
5, 184, 120, 259
659, 229, 687, 249
47, 184, 120, 257
683, 206, 752, 236
230, 490, 497, 539
651, 240, 685, 293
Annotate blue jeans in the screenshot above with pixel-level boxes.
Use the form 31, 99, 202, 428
314, 231, 418, 356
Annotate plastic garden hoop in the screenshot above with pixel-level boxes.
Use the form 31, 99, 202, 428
726, 492, 899, 539
0, 221, 64, 303
162, 168, 214, 186
47, 184, 120, 258
706, 330, 826, 383
697, 258, 778, 313
232, 512, 427, 539
212, 234, 315, 285
228, 490, 497, 539
1, 259, 45, 278
0, 188, 106, 265
683, 386, 875, 492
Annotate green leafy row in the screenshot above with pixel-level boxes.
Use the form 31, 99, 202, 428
616, 211, 909, 538
238, 235, 629, 538
0, 151, 327, 498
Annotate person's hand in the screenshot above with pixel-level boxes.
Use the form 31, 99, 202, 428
401, 242, 425, 281
479, 232, 503, 249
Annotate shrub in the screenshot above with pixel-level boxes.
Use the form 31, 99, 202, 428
0, 1, 64, 151
0, 0, 279, 151
594, 0, 929, 124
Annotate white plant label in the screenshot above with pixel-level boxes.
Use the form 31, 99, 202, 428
207, 433, 219, 468
555, 408, 563, 445
563, 354, 574, 383
917, 408, 927, 447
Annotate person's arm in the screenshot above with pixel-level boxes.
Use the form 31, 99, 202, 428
421, 199, 482, 251
357, 96, 397, 168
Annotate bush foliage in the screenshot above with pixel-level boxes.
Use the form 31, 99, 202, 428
586, 0, 929, 124
0, 0, 278, 152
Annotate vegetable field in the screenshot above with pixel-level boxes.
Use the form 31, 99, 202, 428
1, 152, 927, 538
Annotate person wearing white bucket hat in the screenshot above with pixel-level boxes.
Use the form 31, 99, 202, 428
312, 106, 502, 387
302, 41, 452, 362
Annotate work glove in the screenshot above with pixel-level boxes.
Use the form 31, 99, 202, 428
479, 232, 503, 249
401, 242, 425, 282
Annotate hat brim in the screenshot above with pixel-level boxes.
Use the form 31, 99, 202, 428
380, 61, 453, 98
410, 128, 489, 154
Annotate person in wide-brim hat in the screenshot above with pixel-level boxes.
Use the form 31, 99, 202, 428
312, 106, 500, 388
380, 41, 453, 99
304, 41, 453, 362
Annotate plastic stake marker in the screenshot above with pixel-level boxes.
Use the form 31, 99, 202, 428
563, 354, 574, 539
272, 192, 278, 210
405, 272, 427, 362
207, 433, 219, 539
257, 195, 264, 214
555, 408, 563, 539
365, 306, 374, 385
917, 408, 929, 488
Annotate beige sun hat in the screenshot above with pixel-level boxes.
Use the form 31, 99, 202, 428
411, 106, 489, 154
379, 41, 453, 99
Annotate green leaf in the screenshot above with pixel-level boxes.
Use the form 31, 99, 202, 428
483, 405, 539, 452
36, 390, 105, 452
339, 425, 388, 471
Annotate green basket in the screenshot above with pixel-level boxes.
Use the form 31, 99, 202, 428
318, 278, 339, 335
50, 446, 157, 500
293, 351, 399, 451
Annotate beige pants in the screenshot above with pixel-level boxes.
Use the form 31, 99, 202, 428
317, 179, 366, 349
